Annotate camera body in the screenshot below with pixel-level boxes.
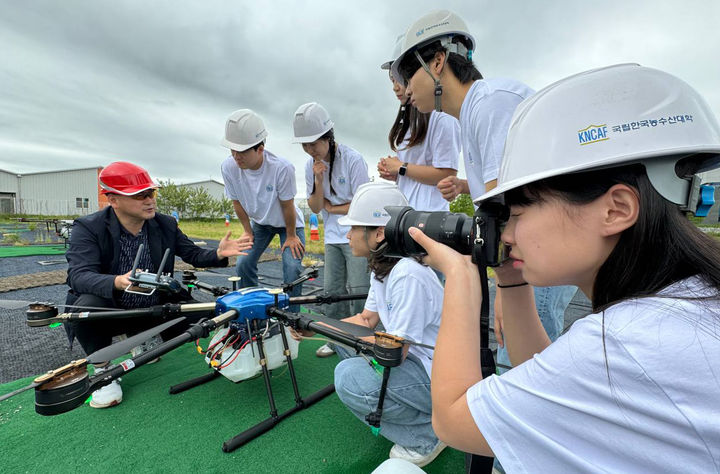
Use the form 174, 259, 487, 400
384, 200, 509, 267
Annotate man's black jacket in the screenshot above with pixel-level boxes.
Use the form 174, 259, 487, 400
66, 206, 227, 303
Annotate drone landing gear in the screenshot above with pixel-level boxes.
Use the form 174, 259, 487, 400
168, 370, 220, 394
170, 319, 335, 453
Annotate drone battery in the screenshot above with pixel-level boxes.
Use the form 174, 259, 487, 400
204, 326, 299, 382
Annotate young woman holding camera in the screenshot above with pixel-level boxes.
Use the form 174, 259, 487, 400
293, 182, 447, 468
409, 64, 720, 472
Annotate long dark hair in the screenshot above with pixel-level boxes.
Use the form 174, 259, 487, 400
504, 164, 720, 312
366, 227, 425, 283
388, 103, 430, 152
310, 129, 337, 196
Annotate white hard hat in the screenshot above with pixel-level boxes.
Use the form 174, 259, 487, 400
338, 182, 409, 227
292, 103, 334, 143
221, 109, 268, 152
380, 34, 405, 71
476, 64, 720, 208
390, 10, 475, 84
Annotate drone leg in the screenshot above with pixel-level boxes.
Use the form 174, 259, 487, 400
365, 367, 392, 428
254, 331, 279, 419
278, 325, 303, 404
221, 322, 335, 453
168, 370, 220, 395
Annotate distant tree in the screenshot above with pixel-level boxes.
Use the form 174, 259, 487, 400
449, 193, 474, 217
214, 196, 234, 218
157, 179, 190, 217
186, 187, 215, 219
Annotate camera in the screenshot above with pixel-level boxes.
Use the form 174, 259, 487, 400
383, 200, 510, 267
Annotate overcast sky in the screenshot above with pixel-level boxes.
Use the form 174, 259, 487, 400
2, 0, 719, 196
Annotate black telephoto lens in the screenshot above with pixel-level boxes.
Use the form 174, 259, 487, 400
384, 206, 474, 258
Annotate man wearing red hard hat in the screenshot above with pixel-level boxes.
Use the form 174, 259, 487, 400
65, 161, 251, 409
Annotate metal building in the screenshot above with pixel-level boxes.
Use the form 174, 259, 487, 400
0, 167, 104, 216
177, 179, 226, 201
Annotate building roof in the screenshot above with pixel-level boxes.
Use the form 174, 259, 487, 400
177, 179, 225, 187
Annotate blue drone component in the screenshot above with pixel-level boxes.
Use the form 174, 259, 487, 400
696, 184, 716, 218
215, 288, 290, 324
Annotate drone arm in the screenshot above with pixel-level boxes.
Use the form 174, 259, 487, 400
52, 302, 216, 323
288, 292, 368, 306
267, 307, 375, 358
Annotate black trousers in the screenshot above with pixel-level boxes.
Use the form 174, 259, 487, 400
64, 292, 206, 356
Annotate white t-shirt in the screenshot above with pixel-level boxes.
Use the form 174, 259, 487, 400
304, 143, 369, 244
459, 78, 534, 199
397, 111, 460, 211
466, 277, 720, 473
221, 150, 304, 228
364, 258, 444, 377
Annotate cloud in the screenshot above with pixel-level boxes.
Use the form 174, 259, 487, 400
1, 0, 719, 194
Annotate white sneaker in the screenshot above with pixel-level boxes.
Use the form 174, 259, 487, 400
315, 343, 336, 358
131, 334, 162, 364
89, 367, 123, 408
389, 441, 447, 468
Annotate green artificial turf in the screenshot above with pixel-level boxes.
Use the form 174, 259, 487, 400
0, 338, 463, 473
0, 244, 66, 258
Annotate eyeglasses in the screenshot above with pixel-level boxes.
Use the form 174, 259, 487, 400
128, 189, 157, 200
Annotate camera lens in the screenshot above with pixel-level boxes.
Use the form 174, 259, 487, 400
384, 206, 474, 257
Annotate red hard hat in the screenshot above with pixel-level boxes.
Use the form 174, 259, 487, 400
99, 161, 159, 195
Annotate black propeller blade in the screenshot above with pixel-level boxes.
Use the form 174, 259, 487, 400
87, 317, 185, 364
0, 381, 42, 402
0, 299, 123, 311
0, 317, 186, 404
308, 313, 376, 338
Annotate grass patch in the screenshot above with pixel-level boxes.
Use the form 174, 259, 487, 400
178, 220, 326, 255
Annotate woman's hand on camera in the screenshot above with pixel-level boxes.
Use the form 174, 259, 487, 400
408, 226, 474, 275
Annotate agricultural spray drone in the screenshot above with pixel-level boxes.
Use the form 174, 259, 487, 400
1, 247, 434, 452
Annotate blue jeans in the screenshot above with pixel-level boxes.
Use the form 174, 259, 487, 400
334, 345, 438, 454
323, 243, 370, 319
494, 285, 577, 373
235, 223, 305, 308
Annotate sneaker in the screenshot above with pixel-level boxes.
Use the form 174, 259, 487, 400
131, 334, 162, 364
389, 441, 447, 468
89, 366, 123, 409
315, 343, 336, 358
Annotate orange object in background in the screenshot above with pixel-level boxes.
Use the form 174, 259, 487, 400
310, 228, 319, 241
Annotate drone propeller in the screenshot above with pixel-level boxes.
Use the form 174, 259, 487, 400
0, 317, 185, 404
309, 313, 376, 338
0, 299, 122, 312
307, 314, 435, 350
87, 317, 185, 364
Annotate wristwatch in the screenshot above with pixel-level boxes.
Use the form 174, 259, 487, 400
398, 162, 409, 176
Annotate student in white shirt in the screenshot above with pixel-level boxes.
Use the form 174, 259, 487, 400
392, 10, 576, 384
220, 109, 306, 302
293, 102, 371, 357
376, 39, 460, 212
293, 182, 446, 468
407, 64, 720, 472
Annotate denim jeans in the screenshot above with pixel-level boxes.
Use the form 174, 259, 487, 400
333, 345, 438, 454
235, 223, 305, 309
494, 285, 577, 374
323, 243, 370, 319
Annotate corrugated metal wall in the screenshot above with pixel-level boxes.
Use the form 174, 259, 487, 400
18, 168, 101, 216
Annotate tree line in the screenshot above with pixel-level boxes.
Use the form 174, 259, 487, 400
156, 180, 233, 219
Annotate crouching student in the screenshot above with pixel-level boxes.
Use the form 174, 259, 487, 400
408, 65, 720, 472
292, 182, 446, 468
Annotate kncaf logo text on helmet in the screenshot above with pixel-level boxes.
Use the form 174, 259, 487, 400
578, 124, 609, 145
